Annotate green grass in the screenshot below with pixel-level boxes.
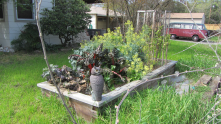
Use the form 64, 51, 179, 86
195, 86, 211, 92
0, 50, 86, 123
167, 40, 221, 61
94, 86, 213, 124
168, 40, 221, 81
1, 40, 221, 123
208, 36, 220, 42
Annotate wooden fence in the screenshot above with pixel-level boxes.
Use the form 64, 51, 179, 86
205, 24, 221, 30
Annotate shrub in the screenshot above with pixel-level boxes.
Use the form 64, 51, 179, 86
11, 23, 41, 52
11, 23, 62, 52
40, 0, 91, 46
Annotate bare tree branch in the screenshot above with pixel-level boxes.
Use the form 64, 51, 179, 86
35, 0, 77, 123
139, 99, 142, 124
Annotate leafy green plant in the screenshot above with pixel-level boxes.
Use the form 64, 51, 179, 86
11, 23, 41, 52
127, 53, 153, 81
103, 65, 116, 89
11, 23, 62, 52
41, 64, 75, 83
40, 0, 91, 46
68, 43, 127, 90
81, 20, 168, 82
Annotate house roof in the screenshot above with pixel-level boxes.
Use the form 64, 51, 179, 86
167, 13, 204, 19
87, 6, 121, 17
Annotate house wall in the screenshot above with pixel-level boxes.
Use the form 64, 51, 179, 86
7, 0, 28, 47
202, 15, 205, 24
7, 0, 61, 46
1, 0, 89, 48
89, 14, 97, 29
97, 18, 106, 29
40, 0, 61, 45
166, 18, 203, 24
0, 2, 10, 47
96, 17, 119, 30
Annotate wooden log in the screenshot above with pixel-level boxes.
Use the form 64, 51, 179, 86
202, 76, 220, 100
195, 74, 212, 86
209, 76, 220, 95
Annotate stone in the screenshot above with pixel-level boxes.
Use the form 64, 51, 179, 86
161, 80, 167, 85
170, 75, 186, 83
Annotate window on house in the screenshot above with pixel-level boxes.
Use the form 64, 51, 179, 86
16, 0, 34, 20
0, 0, 3, 19
98, 17, 106, 21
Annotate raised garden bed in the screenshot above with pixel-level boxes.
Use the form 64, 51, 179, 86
37, 60, 177, 122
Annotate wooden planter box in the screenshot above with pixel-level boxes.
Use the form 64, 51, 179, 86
37, 60, 177, 122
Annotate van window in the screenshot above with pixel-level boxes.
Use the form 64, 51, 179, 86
169, 24, 181, 28
169, 24, 173, 28
193, 25, 203, 30
173, 24, 181, 28
182, 24, 192, 29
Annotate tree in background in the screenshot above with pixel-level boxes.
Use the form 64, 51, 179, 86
102, 0, 174, 34
192, 0, 221, 24
40, 0, 91, 46
164, 0, 188, 13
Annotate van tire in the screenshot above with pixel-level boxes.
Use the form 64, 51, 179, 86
192, 35, 199, 41
170, 34, 176, 39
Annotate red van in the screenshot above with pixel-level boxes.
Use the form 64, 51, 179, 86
168, 23, 208, 41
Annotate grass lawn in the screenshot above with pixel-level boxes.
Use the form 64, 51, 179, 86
168, 40, 221, 80
208, 36, 221, 42
0, 40, 220, 123
0, 51, 86, 123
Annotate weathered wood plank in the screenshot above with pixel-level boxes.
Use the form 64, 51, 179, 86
69, 99, 98, 122
195, 74, 212, 86
209, 76, 220, 95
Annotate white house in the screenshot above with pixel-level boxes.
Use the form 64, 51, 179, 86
87, 6, 121, 30
0, 0, 61, 50
0, 0, 114, 51
165, 13, 205, 24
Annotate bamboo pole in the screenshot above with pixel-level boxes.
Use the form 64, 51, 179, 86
162, 10, 167, 65
136, 12, 140, 32
151, 11, 155, 61
106, 2, 109, 32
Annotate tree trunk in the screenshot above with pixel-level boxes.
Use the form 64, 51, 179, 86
59, 34, 66, 47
